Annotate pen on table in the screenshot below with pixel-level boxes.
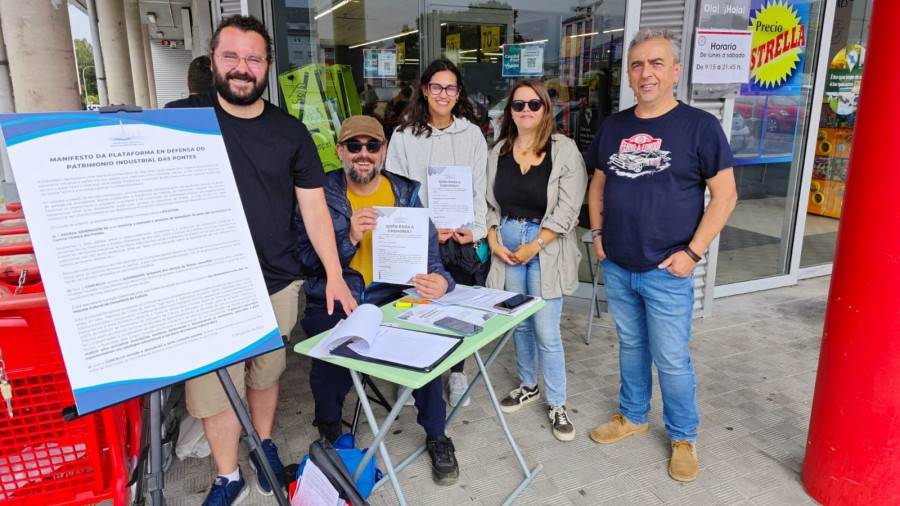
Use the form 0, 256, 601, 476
400, 297, 431, 305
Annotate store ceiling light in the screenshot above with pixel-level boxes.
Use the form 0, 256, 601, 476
147, 12, 157, 23
570, 31, 598, 39
603, 28, 624, 33
314, 0, 352, 21
349, 28, 419, 49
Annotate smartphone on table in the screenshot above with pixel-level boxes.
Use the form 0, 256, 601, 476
434, 316, 483, 336
493, 293, 535, 313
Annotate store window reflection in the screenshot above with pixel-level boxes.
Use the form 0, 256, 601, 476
717, 0, 823, 286
269, 0, 626, 284
800, 0, 871, 268
271, 0, 420, 172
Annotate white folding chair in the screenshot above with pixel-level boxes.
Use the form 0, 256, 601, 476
581, 231, 616, 344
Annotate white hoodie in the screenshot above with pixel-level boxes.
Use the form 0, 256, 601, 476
386, 117, 489, 242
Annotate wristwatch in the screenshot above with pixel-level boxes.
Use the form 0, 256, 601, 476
536, 237, 546, 249
591, 229, 603, 240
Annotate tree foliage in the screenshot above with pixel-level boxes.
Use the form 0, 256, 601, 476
73, 38, 97, 106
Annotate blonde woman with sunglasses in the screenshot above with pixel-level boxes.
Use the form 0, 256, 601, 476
485, 79, 587, 441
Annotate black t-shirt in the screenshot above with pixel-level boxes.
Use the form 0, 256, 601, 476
586, 102, 733, 272
166, 93, 327, 293
494, 150, 552, 220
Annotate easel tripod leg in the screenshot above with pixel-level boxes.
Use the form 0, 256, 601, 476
147, 390, 166, 506
215, 369, 289, 506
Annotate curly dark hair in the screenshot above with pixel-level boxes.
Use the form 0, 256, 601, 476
187, 56, 214, 95
396, 59, 478, 137
209, 15, 273, 62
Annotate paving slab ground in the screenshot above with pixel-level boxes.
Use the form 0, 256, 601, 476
154, 276, 830, 506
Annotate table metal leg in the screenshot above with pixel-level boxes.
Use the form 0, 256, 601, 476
370, 328, 541, 502
349, 370, 411, 506
471, 349, 542, 506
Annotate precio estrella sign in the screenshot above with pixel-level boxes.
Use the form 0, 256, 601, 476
747, 0, 808, 93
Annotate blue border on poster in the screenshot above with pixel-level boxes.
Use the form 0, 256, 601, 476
0, 108, 283, 416
0, 108, 221, 146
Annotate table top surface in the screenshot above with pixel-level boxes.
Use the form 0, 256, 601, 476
294, 297, 544, 389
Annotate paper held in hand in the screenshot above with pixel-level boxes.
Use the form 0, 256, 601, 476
372, 207, 429, 285
307, 304, 462, 371
426, 165, 475, 229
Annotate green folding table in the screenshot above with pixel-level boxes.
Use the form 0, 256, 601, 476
294, 298, 545, 505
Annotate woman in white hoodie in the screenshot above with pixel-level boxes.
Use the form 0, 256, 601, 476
386, 59, 489, 408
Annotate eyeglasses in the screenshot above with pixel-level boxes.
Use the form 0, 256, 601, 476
427, 83, 460, 97
214, 52, 267, 70
341, 139, 384, 153
511, 99, 544, 112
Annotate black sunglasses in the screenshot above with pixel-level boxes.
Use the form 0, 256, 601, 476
341, 139, 384, 153
510, 99, 544, 112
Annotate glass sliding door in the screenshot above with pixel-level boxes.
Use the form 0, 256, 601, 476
800, 0, 872, 269
716, 0, 826, 287
424, 0, 625, 283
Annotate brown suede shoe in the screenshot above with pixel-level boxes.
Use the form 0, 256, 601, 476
668, 440, 698, 482
589, 414, 649, 444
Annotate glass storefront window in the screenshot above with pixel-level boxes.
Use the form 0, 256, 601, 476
716, 0, 825, 286
800, 0, 872, 268
270, 0, 626, 284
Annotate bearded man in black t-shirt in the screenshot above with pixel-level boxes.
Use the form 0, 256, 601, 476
167, 15, 357, 506
585, 28, 738, 484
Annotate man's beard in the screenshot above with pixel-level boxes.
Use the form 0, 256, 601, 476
213, 65, 267, 106
343, 156, 383, 184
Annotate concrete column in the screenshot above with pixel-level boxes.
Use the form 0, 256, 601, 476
96, 0, 135, 105
85, 0, 109, 106
141, 24, 159, 108
192, 0, 214, 57
0, 0, 81, 112
124, 0, 151, 108
0, 14, 15, 114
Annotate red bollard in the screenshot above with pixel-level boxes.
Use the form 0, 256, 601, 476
801, 0, 900, 504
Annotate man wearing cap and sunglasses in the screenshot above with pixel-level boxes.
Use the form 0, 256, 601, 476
296, 115, 461, 486
166, 15, 357, 506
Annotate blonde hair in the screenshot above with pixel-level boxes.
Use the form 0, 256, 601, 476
496, 79, 555, 157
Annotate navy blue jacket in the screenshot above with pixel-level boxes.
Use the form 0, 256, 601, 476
296, 169, 455, 314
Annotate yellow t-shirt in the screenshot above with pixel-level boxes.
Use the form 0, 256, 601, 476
347, 177, 394, 286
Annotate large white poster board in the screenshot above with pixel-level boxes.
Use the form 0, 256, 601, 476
0, 109, 281, 414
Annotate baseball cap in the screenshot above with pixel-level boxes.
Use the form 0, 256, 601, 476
338, 115, 386, 143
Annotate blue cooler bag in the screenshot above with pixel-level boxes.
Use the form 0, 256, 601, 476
298, 433, 382, 498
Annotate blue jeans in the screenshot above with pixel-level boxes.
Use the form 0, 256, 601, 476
500, 218, 566, 406
601, 258, 698, 443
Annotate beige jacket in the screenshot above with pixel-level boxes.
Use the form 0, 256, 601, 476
486, 134, 588, 299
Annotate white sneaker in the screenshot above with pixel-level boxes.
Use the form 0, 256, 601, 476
448, 372, 470, 407
397, 385, 414, 406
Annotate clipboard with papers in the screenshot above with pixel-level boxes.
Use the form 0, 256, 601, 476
308, 304, 463, 372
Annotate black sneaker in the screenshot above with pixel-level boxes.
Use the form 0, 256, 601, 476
201, 474, 248, 506
548, 405, 576, 441
247, 439, 285, 496
500, 384, 540, 413
315, 420, 343, 444
426, 435, 459, 485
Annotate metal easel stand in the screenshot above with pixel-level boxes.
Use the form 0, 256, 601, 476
146, 390, 166, 506
215, 369, 290, 506
363, 328, 542, 506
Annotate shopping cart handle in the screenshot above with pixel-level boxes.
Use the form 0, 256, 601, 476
0, 289, 47, 310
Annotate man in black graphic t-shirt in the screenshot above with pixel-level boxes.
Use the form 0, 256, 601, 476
167, 15, 356, 506
585, 28, 737, 484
